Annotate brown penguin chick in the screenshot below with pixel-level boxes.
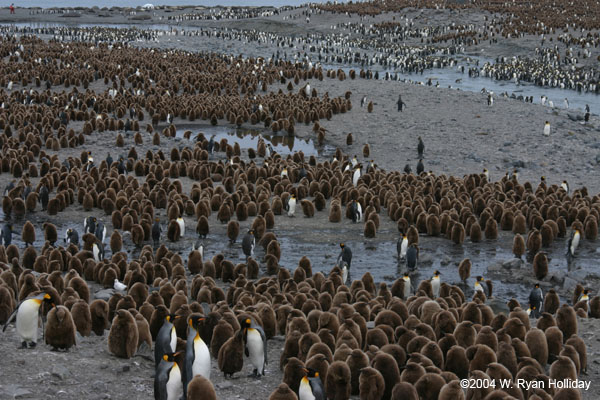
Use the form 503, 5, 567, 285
496, 340, 518, 378
590, 296, 600, 318
458, 258, 471, 284
67, 276, 89, 304
346, 133, 353, 145
210, 319, 234, 357
301, 200, 315, 218
196, 215, 209, 238
108, 309, 138, 359
467, 344, 497, 372
438, 380, 464, 400
525, 328, 549, 367
326, 361, 351, 400
527, 229, 542, 258
347, 349, 369, 395
186, 375, 217, 400
90, 299, 109, 336
503, 317, 526, 341
542, 291, 561, 318
372, 352, 400, 399
45, 305, 77, 350
110, 230, 123, 253
545, 326, 564, 360
21, 221, 35, 246
550, 356, 577, 381
306, 353, 329, 389
443, 345, 468, 379
484, 218, 498, 240
391, 381, 419, 400
268, 383, 298, 400
359, 367, 385, 400
362, 144, 370, 158
70, 299, 92, 336
553, 388, 582, 400
414, 372, 446, 400
512, 233, 526, 259
453, 321, 476, 348
166, 220, 181, 241
283, 357, 305, 394
469, 221, 482, 242
532, 252, 548, 280
556, 305, 577, 342
135, 313, 152, 350
227, 220, 239, 243
560, 344, 581, 375
364, 220, 377, 238
42, 222, 58, 246
329, 201, 342, 223
536, 312, 556, 331
451, 222, 465, 244
475, 326, 498, 352
218, 329, 244, 377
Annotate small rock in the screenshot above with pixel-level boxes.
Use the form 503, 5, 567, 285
94, 289, 116, 301
502, 258, 522, 270
563, 276, 579, 291
440, 255, 452, 266
486, 262, 503, 273
216, 381, 233, 390
51, 365, 70, 380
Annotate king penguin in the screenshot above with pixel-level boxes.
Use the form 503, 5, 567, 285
561, 180, 569, 194
155, 352, 183, 400
3, 293, 52, 348
337, 243, 352, 269
474, 276, 491, 297
567, 229, 580, 262
352, 165, 361, 187
242, 318, 268, 377
406, 243, 418, 271
176, 215, 185, 238
92, 242, 104, 262
529, 283, 543, 318
95, 221, 106, 243
431, 270, 441, 298
349, 200, 362, 223
155, 314, 179, 367
1, 223, 13, 246
285, 195, 296, 217
83, 216, 96, 235
241, 229, 255, 260
64, 228, 79, 246
299, 367, 325, 400
152, 218, 161, 247
402, 274, 413, 300
185, 315, 211, 394
397, 233, 408, 260
543, 121, 551, 136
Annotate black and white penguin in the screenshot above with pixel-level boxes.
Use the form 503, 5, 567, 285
299, 367, 325, 400
241, 318, 268, 377
340, 261, 349, 285
152, 218, 161, 247
397, 233, 408, 260
431, 270, 441, 298
207, 135, 216, 154
528, 283, 543, 318
1, 223, 13, 246
403, 164, 412, 174
474, 276, 492, 298
483, 168, 489, 180
95, 221, 106, 243
397, 95, 406, 111
155, 352, 183, 400
242, 229, 255, 260
39, 185, 49, 211
92, 242, 104, 262
349, 200, 363, 223
352, 165, 362, 187
4, 180, 15, 196
64, 228, 79, 246
487, 93, 493, 106
567, 229, 580, 262
117, 158, 127, 175
417, 136, 424, 157
585, 104, 590, 122
402, 274, 413, 299
176, 215, 185, 238
360, 95, 367, 108
337, 243, 352, 269
366, 160, 376, 174
83, 216, 96, 235
155, 314, 179, 367
543, 121, 551, 136
561, 180, 569, 194
2, 293, 52, 348
416, 159, 424, 175
185, 315, 211, 393
406, 243, 418, 271
106, 153, 113, 168
285, 195, 296, 217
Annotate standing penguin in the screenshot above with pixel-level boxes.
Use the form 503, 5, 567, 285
155, 314, 179, 367
416, 159, 424, 175
83, 216, 96, 235
185, 315, 211, 394
242, 318, 268, 377
39, 185, 49, 211
176, 215, 185, 238
397, 95, 406, 111
474, 276, 492, 298
406, 243, 418, 271
402, 274, 413, 299
417, 136, 424, 157
299, 367, 325, 400
567, 229, 580, 262
431, 270, 441, 298
285, 195, 297, 217
3, 293, 52, 348
155, 352, 183, 400
349, 200, 362, 223
92, 242, 104, 262
242, 229, 256, 260
543, 121, 551, 136
487, 93, 493, 106
152, 218, 161, 247
584, 104, 590, 122
352, 165, 362, 187
1, 223, 13, 246
64, 228, 79, 246
529, 284, 543, 318
337, 243, 352, 269
45, 305, 77, 351
561, 180, 569, 194
397, 233, 408, 260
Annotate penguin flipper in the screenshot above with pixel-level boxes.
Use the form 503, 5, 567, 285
244, 345, 249, 357
2, 306, 18, 332
256, 326, 268, 366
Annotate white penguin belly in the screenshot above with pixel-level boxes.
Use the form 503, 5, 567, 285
192, 339, 211, 379
246, 329, 264, 372
169, 326, 177, 353
299, 379, 316, 400
16, 300, 39, 342
166, 364, 183, 400
400, 240, 407, 259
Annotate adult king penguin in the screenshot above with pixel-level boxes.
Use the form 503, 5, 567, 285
155, 315, 179, 367
285, 195, 296, 217
406, 243, 418, 271
152, 218, 161, 247
3, 293, 52, 348
543, 121, 551, 136
397, 233, 408, 261
155, 352, 183, 400
337, 243, 352, 269
242, 229, 255, 260
567, 229, 580, 262
349, 200, 362, 223
529, 284, 543, 318
299, 367, 325, 400
185, 315, 211, 395
431, 270, 441, 298
242, 318, 268, 377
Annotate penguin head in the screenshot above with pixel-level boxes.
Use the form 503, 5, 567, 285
340, 243, 345, 249
402, 274, 410, 281
188, 315, 205, 329
241, 318, 252, 330
162, 352, 181, 363
541, 176, 546, 182
476, 276, 484, 282
535, 283, 540, 289
166, 314, 180, 323
248, 229, 255, 236
432, 270, 440, 278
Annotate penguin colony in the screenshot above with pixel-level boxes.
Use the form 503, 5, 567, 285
0, 21, 598, 400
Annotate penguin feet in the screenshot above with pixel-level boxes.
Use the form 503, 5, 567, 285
28, 341, 36, 348
248, 369, 262, 379
20, 341, 27, 349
